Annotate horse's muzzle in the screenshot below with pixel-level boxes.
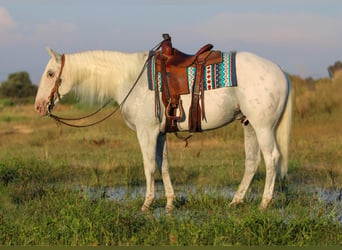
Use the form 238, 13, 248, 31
34, 99, 49, 116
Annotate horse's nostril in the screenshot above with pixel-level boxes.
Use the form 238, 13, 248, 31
34, 99, 48, 115
35, 104, 41, 112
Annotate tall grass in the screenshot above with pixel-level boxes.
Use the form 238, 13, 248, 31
291, 74, 342, 118
0, 74, 341, 245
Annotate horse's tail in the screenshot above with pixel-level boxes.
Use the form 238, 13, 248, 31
276, 75, 293, 179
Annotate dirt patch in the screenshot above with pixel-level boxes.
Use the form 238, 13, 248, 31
14, 125, 33, 134
1, 125, 33, 135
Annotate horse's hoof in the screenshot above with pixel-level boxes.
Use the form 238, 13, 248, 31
141, 204, 150, 212
259, 199, 271, 210
259, 204, 268, 210
230, 199, 244, 207
166, 204, 175, 212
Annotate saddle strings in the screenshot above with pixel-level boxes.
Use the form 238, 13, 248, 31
49, 40, 164, 128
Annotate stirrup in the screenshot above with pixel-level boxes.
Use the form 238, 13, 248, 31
165, 99, 183, 121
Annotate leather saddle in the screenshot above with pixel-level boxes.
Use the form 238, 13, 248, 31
154, 34, 222, 132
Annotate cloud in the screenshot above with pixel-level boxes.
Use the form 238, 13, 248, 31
32, 19, 77, 46
0, 6, 77, 47
0, 6, 16, 30
197, 11, 342, 49
35, 19, 77, 34
0, 6, 22, 45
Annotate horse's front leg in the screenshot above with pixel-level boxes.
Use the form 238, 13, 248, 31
136, 128, 159, 212
156, 133, 175, 211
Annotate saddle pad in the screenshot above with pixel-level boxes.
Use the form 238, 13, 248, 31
147, 51, 238, 92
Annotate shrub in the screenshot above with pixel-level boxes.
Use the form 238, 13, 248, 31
0, 72, 37, 98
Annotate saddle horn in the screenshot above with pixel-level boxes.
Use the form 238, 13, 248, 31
162, 33, 171, 41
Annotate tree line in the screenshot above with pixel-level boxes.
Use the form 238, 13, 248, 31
0, 71, 37, 98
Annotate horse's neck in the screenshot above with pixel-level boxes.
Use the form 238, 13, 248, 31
65, 51, 147, 103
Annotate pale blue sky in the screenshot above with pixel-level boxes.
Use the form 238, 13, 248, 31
0, 0, 341, 83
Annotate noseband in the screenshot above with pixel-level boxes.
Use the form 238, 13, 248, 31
47, 54, 66, 114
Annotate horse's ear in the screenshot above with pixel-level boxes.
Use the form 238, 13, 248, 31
46, 47, 62, 63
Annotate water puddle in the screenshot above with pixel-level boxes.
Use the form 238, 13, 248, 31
79, 183, 237, 202
77, 184, 342, 223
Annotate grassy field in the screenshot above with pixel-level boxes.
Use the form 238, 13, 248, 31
0, 75, 341, 246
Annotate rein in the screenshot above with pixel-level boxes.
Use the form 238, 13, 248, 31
48, 41, 163, 128
49, 100, 117, 128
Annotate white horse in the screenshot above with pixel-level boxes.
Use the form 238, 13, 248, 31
35, 46, 292, 211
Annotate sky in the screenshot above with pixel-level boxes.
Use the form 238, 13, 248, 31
0, 0, 341, 84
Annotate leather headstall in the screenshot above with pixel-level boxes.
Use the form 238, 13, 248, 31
47, 54, 65, 114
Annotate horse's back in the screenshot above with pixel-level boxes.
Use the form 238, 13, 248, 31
173, 51, 289, 132
236, 52, 286, 85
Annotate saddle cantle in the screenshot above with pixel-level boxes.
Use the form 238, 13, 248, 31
154, 34, 223, 133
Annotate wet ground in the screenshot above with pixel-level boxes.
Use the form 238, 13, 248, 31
78, 183, 342, 224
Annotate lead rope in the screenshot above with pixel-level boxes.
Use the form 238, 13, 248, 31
49, 41, 163, 128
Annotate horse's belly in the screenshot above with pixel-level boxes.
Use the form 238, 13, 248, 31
177, 88, 237, 131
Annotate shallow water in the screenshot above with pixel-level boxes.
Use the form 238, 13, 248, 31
78, 183, 342, 223
80, 183, 237, 202
306, 187, 342, 224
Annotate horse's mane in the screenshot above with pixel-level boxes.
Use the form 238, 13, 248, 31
65, 50, 147, 104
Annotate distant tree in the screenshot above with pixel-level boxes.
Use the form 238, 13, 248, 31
328, 61, 342, 79
0, 71, 37, 98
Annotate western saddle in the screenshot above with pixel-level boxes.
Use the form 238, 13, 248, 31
154, 34, 223, 132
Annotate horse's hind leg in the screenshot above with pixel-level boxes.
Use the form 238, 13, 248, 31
256, 127, 280, 209
156, 133, 175, 211
231, 124, 261, 206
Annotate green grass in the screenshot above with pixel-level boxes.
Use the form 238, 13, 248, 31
0, 184, 340, 246
0, 75, 341, 245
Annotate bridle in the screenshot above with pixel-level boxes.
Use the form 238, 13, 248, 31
46, 40, 164, 128
47, 54, 65, 114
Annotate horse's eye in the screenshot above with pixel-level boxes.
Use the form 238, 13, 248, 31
47, 71, 55, 78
